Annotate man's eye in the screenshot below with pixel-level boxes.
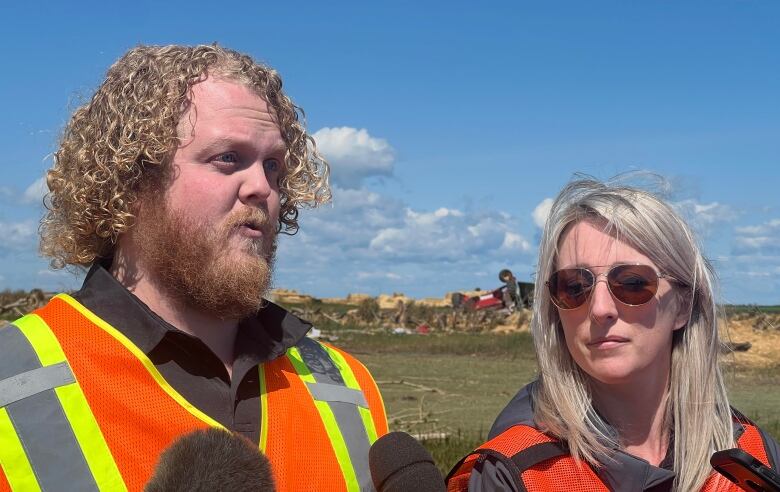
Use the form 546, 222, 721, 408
214, 152, 239, 164
263, 158, 280, 173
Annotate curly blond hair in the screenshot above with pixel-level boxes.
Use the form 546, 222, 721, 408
41, 44, 330, 267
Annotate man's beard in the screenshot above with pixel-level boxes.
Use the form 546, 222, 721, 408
135, 202, 277, 320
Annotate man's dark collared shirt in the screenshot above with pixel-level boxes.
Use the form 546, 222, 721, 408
71, 262, 311, 444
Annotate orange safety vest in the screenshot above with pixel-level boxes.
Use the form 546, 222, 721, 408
0, 294, 387, 492
447, 421, 773, 492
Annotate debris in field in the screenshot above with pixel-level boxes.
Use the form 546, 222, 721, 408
387, 394, 454, 439
411, 431, 450, 440
319, 312, 343, 325
0, 289, 54, 318
753, 313, 778, 331
376, 379, 447, 395
721, 341, 752, 353
307, 327, 322, 339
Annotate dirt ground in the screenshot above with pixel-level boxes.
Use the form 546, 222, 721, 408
490, 311, 780, 369
724, 317, 780, 368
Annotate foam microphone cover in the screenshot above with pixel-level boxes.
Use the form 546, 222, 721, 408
369, 431, 446, 492
145, 428, 275, 492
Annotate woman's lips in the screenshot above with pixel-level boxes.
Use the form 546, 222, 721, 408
587, 336, 629, 349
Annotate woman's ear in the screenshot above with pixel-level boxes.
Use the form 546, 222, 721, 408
673, 290, 692, 331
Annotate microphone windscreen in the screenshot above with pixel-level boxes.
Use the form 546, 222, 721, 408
145, 428, 275, 492
369, 431, 445, 492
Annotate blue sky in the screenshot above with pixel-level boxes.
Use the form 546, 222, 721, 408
1, 1, 778, 304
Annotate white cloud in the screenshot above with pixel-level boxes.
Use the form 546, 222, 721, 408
735, 219, 780, 236
367, 208, 527, 263
312, 127, 395, 189
0, 221, 38, 254
719, 253, 780, 304
0, 176, 48, 206
501, 232, 531, 253
356, 271, 402, 280
672, 199, 738, 235
532, 198, 553, 228
733, 218, 780, 255
275, 183, 533, 297
22, 176, 48, 205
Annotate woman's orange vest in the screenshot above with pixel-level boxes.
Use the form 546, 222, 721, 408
0, 294, 387, 491
447, 421, 772, 492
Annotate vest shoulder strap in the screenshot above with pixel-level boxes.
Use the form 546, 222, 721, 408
0, 315, 126, 492
504, 440, 569, 473
446, 425, 611, 492
446, 426, 569, 490
284, 336, 377, 492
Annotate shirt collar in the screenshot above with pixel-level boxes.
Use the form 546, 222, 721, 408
72, 260, 311, 360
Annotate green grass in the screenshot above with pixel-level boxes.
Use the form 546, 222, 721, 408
337, 332, 780, 474
420, 430, 487, 478
723, 305, 780, 315
341, 333, 538, 473
337, 331, 536, 357
723, 364, 780, 443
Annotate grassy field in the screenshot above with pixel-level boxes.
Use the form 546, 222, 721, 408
724, 305, 780, 315
335, 330, 780, 474
4, 293, 778, 474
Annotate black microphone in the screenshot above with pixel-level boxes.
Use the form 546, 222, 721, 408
145, 428, 275, 492
369, 431, 446, 492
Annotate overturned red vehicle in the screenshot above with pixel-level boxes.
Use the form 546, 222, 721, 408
451, 269, 534, 311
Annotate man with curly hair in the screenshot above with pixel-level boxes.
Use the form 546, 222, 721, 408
0, 45, 387, 492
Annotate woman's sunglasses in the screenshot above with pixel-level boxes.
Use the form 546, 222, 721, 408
546, 264, 682, 310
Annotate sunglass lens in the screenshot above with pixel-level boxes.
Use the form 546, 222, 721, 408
607, 264, 658, 305
548, 268, 594, 309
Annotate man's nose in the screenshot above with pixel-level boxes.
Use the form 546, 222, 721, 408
589, 276, 618, 324
238, 162, 273, 207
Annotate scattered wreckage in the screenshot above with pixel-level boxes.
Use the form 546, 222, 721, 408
450, 269, 534, 312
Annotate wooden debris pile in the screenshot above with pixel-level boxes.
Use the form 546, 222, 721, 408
288, 297, 531, 334
0, 289, 54, 319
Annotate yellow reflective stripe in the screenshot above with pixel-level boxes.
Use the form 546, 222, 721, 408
312, 400, 360, 492
286, 347, 316, 383
15, 314, 127, 492
321, 345, 379, 443
56, 294, 224, 429
286, 347, 360, 492
54, 383, 127, 491
15, 314, 66, 365
0, 407, 41, 492
258, 365, 269, 453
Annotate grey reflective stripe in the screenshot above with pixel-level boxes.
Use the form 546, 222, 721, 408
0, 362, 75, 408
297, 337, 374, 492
7, 390, 99, 492
306, 382, 369, 408
0, 322, 100, 492
0, 323, 42, 380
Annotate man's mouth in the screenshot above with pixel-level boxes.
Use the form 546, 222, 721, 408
238, 221, 264, 238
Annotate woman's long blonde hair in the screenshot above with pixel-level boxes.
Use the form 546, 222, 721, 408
531, 175, 734, 491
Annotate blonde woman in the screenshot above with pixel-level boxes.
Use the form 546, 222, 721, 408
447, 177, 779, 491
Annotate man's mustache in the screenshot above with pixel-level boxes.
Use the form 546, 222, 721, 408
223, 208, 275, 236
